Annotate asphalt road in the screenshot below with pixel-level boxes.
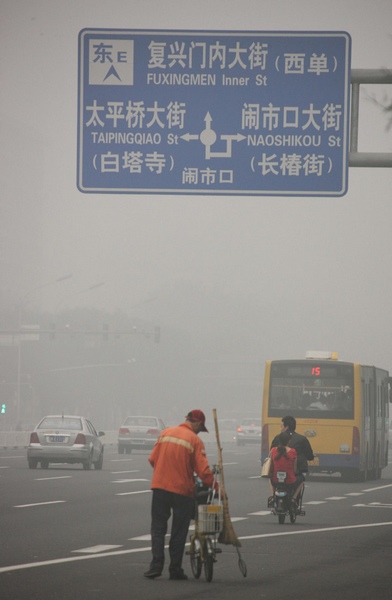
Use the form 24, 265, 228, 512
1, 443, 392, 600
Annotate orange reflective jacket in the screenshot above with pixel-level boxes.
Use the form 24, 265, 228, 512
148, 422, 214, 498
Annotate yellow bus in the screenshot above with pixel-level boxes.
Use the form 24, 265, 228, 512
261, 351, 392, 481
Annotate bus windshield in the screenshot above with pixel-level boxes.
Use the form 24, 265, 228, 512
268, 361, 354, 419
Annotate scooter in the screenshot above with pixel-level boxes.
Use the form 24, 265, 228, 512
268, 471, 306, 524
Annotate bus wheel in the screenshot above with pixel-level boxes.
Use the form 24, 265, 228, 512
359, 467, 368, 482
342, 469, 361, 482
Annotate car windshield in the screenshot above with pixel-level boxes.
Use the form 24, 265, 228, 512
38, 417, 83, 430
124, 417, 157, 427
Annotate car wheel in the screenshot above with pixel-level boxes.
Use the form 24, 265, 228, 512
94, 451, 104, 470
118, 445, 124, 454
83, 453, 93, 470
125, 446, 132, 454
41, 460, 49, 469
28, 459, 38, 469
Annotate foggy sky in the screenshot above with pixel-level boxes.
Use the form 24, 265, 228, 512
1, 0, 392, 381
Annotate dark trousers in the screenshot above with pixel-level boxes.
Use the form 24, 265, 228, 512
150, 488, 194, 575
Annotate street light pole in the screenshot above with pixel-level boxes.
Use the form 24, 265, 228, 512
54, 282, 105, 314
16, 274, 72, 426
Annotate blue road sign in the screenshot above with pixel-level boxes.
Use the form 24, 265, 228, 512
77, 29, 351, 197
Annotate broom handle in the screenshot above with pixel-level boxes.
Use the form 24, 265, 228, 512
213, 409, 242, 548
213, 408, 226, 495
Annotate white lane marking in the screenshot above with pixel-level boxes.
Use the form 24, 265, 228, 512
129, 534, 168, 541
249, 511, 271, 516
0, 466, 10, 468
362, 483, 392, 492
3, 521, 392, 574
126, 517, 247, 541
129, 517, 247, 540
354, 503, 392, 508
116, 490, 152, 496
304, 501, 327, 505
325, 496, 346, 500
240, 521, 392, 541
72, 545, 122, 554
249, 475, 261, 479
111, 479, 148, 483
0, 456, 24, 459
0, 547, 152, 574
222, 462, 238, 466
111, 470, 140, 474
35, 476, 72, 481
15, 501, 66, 508
345, 492, 364, 496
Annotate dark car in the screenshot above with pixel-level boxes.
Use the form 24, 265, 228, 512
27, 415, 105, 470
236, 417, 262, 446
118, 415, 165, 453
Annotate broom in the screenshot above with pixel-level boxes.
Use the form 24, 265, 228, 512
213, 408, 242, 547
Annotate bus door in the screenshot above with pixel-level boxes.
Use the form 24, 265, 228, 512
362, 366, 377, 473
369, 372, 377, 471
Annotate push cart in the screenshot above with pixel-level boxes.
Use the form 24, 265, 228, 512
186, 465, 223, 582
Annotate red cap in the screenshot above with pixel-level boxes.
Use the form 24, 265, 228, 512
186, 410, 208, 432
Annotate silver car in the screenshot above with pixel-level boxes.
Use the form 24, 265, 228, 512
236, 417, 262, 446
27, 415, 105, 470
118, 415, 165, 453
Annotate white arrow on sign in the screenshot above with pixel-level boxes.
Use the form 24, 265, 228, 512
181, 112, 246, 160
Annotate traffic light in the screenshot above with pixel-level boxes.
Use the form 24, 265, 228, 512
1, 403, 6, 414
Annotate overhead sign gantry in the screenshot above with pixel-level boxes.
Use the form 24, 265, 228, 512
77, 29, 351, 196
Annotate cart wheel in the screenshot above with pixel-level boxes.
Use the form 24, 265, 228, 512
238, 557, 247, 577
204, 538, 214, 582
190, 537, 202, 579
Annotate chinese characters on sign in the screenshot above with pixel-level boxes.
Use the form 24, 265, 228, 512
77, 29, 351, 196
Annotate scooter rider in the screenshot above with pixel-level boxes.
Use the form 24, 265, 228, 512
270, 415, 314, 504
269, 431, 298, 504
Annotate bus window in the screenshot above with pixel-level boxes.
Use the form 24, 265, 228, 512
268, 362, 354, 419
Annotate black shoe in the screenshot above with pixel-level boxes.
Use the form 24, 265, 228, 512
144, 567, 162, 578
169, 572, 188, 580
